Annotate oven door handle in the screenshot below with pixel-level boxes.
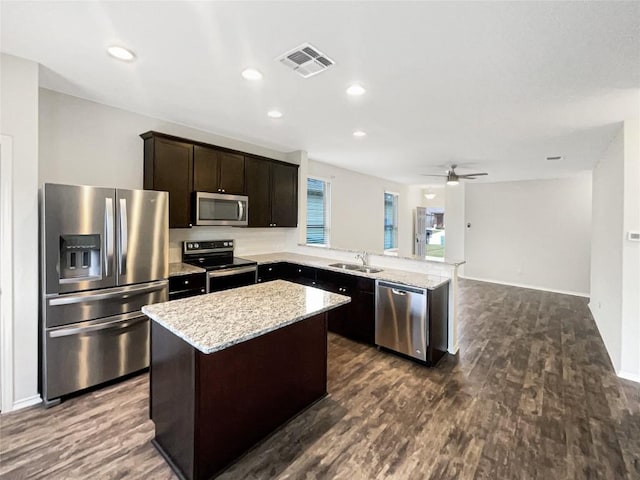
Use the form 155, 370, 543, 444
208, 266, 257, 278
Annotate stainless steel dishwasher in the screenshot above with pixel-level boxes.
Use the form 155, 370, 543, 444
375, 280, 449, 365
375, 281, 428, 361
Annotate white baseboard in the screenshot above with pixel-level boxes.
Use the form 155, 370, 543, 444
618, 371, 640, 384
459, 275, 590, 298
12, 394, 42, 411
448, 345, 459, 355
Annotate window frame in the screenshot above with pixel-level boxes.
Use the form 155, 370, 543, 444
305, 175, 331, 247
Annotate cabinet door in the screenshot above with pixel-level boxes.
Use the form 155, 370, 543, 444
270, 162, 298, 227
245, 157, 271, 227
218, 152, 245, 194
193, 145, 219, 193
257, 263, 283, 283
150, 137, 193, 228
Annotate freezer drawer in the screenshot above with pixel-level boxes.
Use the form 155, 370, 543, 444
44, 312, 150, 400
44, 280, 167, 328
375, 281, 428, 362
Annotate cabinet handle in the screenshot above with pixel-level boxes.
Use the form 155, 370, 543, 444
184, 280, 189, 285
222, 189, 225, 193
200, 288, 205, 293
268, 267, 273, 272
298, 269, 302, 273
189, 223, 193, 227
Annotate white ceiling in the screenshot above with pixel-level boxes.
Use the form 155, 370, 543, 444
2, 1, 639, 184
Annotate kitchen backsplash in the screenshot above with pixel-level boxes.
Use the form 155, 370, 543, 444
169, 227, 298, 262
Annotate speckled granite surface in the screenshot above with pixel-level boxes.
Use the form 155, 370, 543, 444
142, 280, 350, 354
169, 262, 206, 277
245, 253, 450, 290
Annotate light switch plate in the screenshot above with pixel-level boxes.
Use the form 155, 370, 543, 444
628, 231, 640, 241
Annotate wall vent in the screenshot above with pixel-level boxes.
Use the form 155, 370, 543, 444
277, 43, 334, 78
546, 155, 563, 161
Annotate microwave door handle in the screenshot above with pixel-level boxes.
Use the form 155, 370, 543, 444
119, 198, 128, 275
104, 197, 114, 277
238, 201, 244, 221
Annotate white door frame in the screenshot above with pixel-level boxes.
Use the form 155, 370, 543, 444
0, 134, 14, 412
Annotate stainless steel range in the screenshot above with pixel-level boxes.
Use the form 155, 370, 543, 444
41, 183, 168, 406
182, 240, 257, 292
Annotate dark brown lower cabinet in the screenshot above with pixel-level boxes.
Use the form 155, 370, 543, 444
257, 264, 376, 345
316, 270, 375, 345
150, 313, 328, 480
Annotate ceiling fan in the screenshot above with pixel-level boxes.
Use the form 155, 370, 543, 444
421, 164, 488, 185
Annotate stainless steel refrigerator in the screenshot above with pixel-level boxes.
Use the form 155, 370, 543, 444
414, 206, 427, 256
41, 183, 168, 405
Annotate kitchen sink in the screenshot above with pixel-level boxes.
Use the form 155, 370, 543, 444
329, 263, 362, 270
328, 263, 383, 274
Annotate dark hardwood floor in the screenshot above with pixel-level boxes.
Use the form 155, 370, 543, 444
1, 279, 639, 479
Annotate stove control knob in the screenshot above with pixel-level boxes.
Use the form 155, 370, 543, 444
187, 243, 193, 249
194, 243, 199, 249
223, 242, 229, 247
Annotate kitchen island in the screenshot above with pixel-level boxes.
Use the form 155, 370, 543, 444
142, 280, 350, 480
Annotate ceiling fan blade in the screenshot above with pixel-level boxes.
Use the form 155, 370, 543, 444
459, 172, 488, 178
420, 174, 448, 177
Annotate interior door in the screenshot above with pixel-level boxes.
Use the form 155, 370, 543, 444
116, 189, 168, 286
43, 183, 117, 294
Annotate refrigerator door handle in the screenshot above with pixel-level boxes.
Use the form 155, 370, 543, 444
105, 197, 114, 277
48, 280, 167, 306
48, 312, 147, 338
119, 197, 128, 275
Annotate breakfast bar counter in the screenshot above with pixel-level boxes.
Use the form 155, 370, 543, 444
142, 280, 350, 480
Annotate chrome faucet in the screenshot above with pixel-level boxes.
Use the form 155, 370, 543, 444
355, 251, 369, 267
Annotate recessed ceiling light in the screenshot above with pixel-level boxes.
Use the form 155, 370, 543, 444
346, 84, 366, 96
107, 45, 135, 61
267, 110, 283, 119
242, 68, 263, 80
353, 130, 367, 137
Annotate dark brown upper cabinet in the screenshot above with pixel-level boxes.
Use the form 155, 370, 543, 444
271, 162, 298, 227
142, 131, 297, 228
193, 145, 245, 195
142, 133, 193, 228
245, 157, 271, 227
245, 157, 298, 228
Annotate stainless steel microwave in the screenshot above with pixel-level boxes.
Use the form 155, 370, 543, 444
194, 192, 248, 226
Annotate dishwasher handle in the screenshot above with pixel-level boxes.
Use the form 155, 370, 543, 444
377, 281, 426, 296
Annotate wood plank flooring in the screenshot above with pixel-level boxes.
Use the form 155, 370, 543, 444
1, 279, 639, 479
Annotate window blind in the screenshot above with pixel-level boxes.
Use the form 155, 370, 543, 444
307, 178, 328, 245
384, 193, 398, 249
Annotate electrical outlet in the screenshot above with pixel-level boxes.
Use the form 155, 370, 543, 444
628, 231, 640, 241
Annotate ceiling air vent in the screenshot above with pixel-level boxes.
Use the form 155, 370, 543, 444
277, 43, 334, 78
546, 155, 563, 161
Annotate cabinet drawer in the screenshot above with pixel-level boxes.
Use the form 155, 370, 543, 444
169, 273, 206, 293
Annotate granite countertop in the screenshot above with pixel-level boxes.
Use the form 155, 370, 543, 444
245, 252, 451, 290
169, 262, 206, 277
142, 280, 350, 354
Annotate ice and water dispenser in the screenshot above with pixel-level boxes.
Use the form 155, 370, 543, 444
59, 234, 101, 282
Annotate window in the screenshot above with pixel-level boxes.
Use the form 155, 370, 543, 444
306, 177, 330, 245
384, 192, 399, 250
